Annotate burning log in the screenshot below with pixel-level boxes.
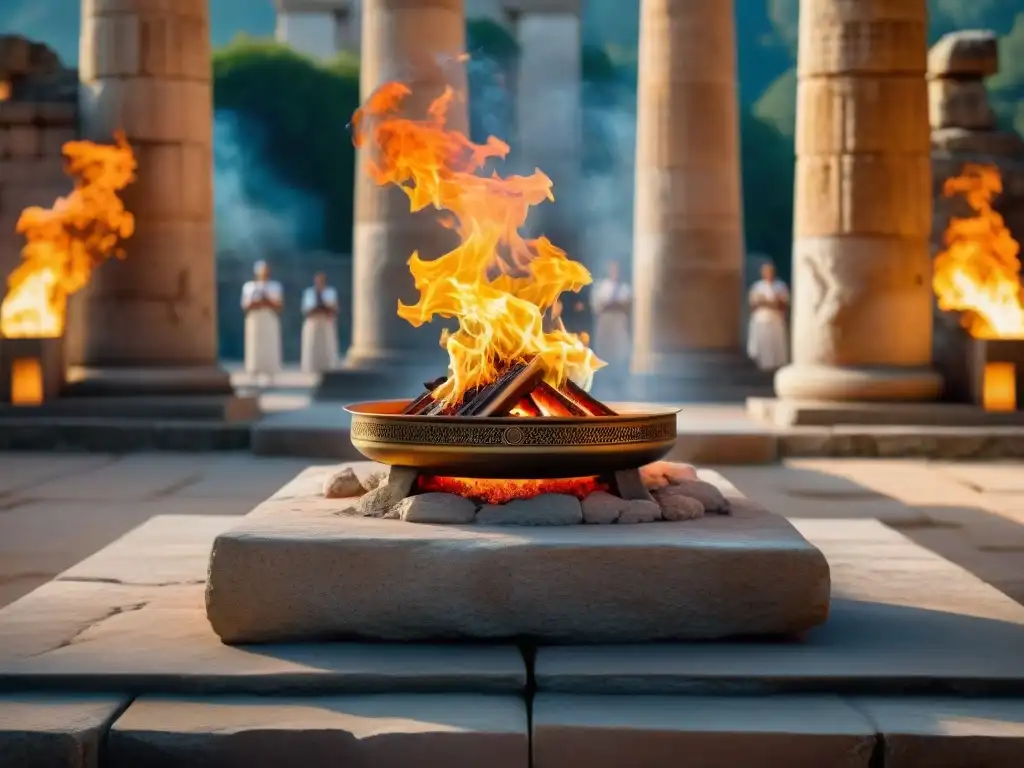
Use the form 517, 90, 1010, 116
513, 395, 542, 417
563, 378, 618, 416
531, 381, 588, 417
401, 376, 449, 415
458, 357, 546, 416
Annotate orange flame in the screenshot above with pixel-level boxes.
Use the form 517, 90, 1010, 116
0, 131, 136, 338
0, 81, 10, 102
352, 82, 602, 406
417, 474, 605, 505
934, 164, 1024, 339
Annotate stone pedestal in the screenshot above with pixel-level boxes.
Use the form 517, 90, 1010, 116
69, 0, 233, 399
343, 0, 469, 370
630, 0, 753, 398
510, 0, 581, 254
774, 0, 942, 402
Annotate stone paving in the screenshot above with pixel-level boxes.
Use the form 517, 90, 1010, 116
1, 452, 1024, 612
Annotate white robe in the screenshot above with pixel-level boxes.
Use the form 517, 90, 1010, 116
747, 278, 790, 372
241, 279, 283, 376
590, 279, 632, 366
300, 286, 339, 373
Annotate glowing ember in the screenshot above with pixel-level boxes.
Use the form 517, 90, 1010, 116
0, 131, 136, 339
352, 81, 602, 407
0, 81, 10, 102
417, 475, 606, 505
934, 164, 1024, 339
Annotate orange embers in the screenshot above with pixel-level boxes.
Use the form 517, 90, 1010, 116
351, 82, 602, 408
0, 131, 136, 339
934, 164, 1024, 339
417, 474, 606, 505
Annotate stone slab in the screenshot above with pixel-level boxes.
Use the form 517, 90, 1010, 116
853, 697, 1024, 768
0, 395, 260, 423
205, 465, 831, 644
778, 426, 1024, 460
749, 397, 1024, 427
534, 520, 1024, 696
0, 693, 129, 768
0, 520, 526, 695
107, 693, 528, 768
533, 694, 876, 768
0, 419, 251, 452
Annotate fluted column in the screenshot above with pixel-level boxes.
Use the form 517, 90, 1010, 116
344, 0, 468, 369
630, 0, 747, 386
774, 0, 941, 401
68, 0, 229, 394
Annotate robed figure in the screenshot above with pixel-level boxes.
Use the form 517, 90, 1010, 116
240, 260, 283, 384
590, 260, 632, 391
746, 260, 790, 372
300, 272, 339, 373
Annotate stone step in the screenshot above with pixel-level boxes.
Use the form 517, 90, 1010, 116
0, 417, 251, 452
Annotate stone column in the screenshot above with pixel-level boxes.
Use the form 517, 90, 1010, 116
510, 0, 581, 247
344, 0, 468, 370
774, 0, 941, 401
274, 0, 359, 60
630, 0, 751, 396
69, 0, 230, 395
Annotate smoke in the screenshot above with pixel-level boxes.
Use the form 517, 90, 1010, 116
212, 109, 323, 258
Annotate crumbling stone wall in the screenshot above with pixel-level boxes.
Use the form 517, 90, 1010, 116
928, 31, 1024, 402
0, 35, 79, 304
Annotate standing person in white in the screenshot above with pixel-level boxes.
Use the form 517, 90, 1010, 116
590, 260, 633, 393
300, 272, 339, 373
746, 260, 790, 372
240, 260, 283, 386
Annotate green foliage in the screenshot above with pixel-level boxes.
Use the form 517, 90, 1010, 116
740, 109, 795, 282
987, 14, 1024, 135
752, 68, 797, 138
466, 18, 520, 66
212, 37, 360, 253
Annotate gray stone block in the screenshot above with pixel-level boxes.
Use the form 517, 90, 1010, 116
205, 467, 830, 643
853, 697, 1024, 768
533, 694, 875, 768
534, 520, 1024, 696
107, 693, 527, 768
0, 693, 128, 768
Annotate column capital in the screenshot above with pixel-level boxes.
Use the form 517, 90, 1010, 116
504, 0, 580, 17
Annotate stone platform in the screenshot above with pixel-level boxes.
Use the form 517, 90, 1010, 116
205, 465, 831, 644
749, 397, 1024, 428
2, 514, 1024, 766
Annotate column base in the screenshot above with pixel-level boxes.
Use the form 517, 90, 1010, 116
63, 365, 235, 398
629, 350, 775, 403
316, 346, 451, 403
773, 364, 943, 402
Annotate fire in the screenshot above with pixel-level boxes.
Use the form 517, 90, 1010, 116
352, 81, 602, 406
934, 164, 1024, 339
0, 81, 10, 102
0, 132, 136, 339
417, 474, 606, 505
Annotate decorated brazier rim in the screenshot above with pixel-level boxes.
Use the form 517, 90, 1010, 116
344, 399, 680, 425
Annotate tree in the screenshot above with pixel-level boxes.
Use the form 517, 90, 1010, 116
213, 37, 360, 253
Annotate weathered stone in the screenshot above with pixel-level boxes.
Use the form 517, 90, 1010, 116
854, 697, 1024, 768
396, 493, 477, 525
0, 693, 129, 768
108, 693, 528, 768
206, 484, 830, 643
476, 494, 583, 526
638, 460, 698, 490
932, 126, 1024, 156
360, 469, 388, 492
354, 467, 417, 517
532, 694, 876, 768
534, 519, 1024, 696
929, 78, 996, 131
928, 30, 999, 79
617, 499, 663, 525
322, 466, 365, 499
580, 491, 626, 524
654, 479, 730, 514
656, 493, 705, 522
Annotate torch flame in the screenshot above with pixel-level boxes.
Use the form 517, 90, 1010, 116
0, 131, 136, 339
352, 82, 602, 405
933, 164, 1024, 339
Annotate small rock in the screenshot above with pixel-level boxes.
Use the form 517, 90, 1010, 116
582, 491, 628, 524
354, 467, 418, 517
360, 470, 388, 493
657, 494, 705, 522
639, 460, 698, 490
618, 499, 663, 524
928, 30, 999, 79
477, 493, 583, 526
395, 493, 477, 524
323, 467, 365, 499
655, 479, 731, 514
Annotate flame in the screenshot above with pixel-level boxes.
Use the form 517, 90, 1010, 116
0, 132, 136, 339
352, 81, 602, 406
934, 164, 1024, 339
0, 81, 10, 102
417, 474, 606, 505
